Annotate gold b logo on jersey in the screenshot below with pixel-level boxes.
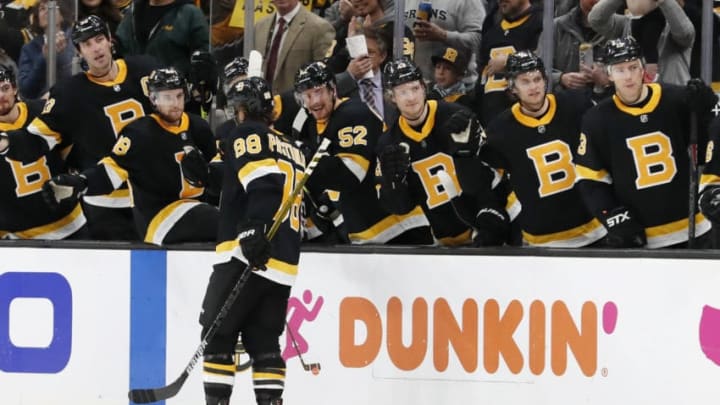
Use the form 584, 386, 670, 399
443, 48, 458, 63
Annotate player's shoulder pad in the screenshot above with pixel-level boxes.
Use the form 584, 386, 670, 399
119, 115, 155, 139
434, 99, 468, 122
231, 121, 272, 140
23, 99, 47, 118
187, 112, 212, 132
335, 98, 383, 126
215, 119, 237, 141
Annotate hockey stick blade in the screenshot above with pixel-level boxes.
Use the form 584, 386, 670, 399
127, 137, 332, 402
129, 371, 188, 403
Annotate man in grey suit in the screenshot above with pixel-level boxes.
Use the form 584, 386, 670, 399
334, 26, 398, 124
253, 0, 335, 94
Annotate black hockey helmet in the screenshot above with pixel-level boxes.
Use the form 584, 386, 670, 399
294, 61, 335, 93
0, 64, 16, 86
71, 15, 110, 48
228, 76, 274, 116
603, 36, 643, 66
223, 57, 249, 82
382, 58, 423, 90
506, 50, 545, 79
148, 67, 187, 93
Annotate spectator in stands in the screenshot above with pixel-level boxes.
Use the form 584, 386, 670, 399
475, 0, 543, 125
427, 45, 473, 106
253, 0, 335, 94
18, 0, 75, 99
680, 0, 720, 82
588, 0, 695, 85
326, 0, 414, 74
115, 0, 208, 78
335, 26, 397, 122
78, 0, 123, 37
404, 0, 484, 85
539, 0, 615, 96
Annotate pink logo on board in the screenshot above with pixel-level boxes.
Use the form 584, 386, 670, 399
283, 289, 324, 361
700, 305, 720, 366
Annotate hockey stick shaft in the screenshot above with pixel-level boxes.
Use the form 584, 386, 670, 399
128, 137, 332, 404
689, 111, 698, 248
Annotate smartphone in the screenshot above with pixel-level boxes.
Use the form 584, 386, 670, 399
579, 42, 593, 68
415, 1, 432, 25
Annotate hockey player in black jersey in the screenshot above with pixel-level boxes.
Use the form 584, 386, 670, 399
41, 67, 218, 244
0, 15, 160, 240
199, 77, 305, 405
481, 50, 606, 247
0, 65, 87, 239
575, 37, 719, 248
475, 0, 543, 125
294, 60, 432, 244
378, 58, 509, 246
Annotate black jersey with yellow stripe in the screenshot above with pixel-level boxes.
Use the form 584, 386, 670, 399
302, 98, 430, 244
576, 83, 710, 248
381, 100, 489, 245
216, 121, 306, 287
476, 6, 543, 124
0, 100, 85, 239
483, 91, 605, 247
84, 112, 215, 237
25, 57, 158, 167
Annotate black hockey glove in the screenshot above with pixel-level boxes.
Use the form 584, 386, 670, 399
445, 109, 484, 158
600, 206, 646, 248
472, 205, 509, 247
685, 78, 719, 114
700, 186, 720, 224
189, 50, 218, 105
309, 190, 341, 222
41, 174, 88, 209
180, 145, 209, 188
237, 220, 271, 270
379, 144, 411, 184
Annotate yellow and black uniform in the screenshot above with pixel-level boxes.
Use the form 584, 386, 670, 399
0, 100, 86, 239
302, 98, 431, 244
476, 5, 543, 125
200, 121, 306, 404
271, 90, 306, 139
482, 91, 606, 247
380, 100, 499, 245
6, 56, 159, 240
701, 118, 720, 195
81, 112, 217, 244
575, 83, 711, 248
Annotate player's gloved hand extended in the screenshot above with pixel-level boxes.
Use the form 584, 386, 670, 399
446, 109, 484, 157
472, 205, 509, 246
311, 191, 341, 222
189, 50, 218, 104
600, 206, 646, 248
379, 144, 411, 184
237, 220, 271, 271
700, 186, 720, 224
41, 174, 88, 208
181, 145, 209, 188
685, 78, 719, 114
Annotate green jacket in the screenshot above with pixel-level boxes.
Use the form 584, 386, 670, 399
115, 0, 209, 77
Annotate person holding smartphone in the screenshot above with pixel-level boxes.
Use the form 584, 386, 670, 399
404, 0, 485, 87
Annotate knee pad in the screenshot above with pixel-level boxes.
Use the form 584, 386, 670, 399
203, 353, 235, 402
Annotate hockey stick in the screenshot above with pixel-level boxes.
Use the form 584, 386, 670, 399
128, 137, 332, 404
285, 321, 321, 375
689, 111, 698, 248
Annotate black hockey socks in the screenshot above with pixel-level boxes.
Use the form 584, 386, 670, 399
252, 352, 285, 405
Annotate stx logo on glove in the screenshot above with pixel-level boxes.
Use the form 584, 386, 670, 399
605, 211, 630, 227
